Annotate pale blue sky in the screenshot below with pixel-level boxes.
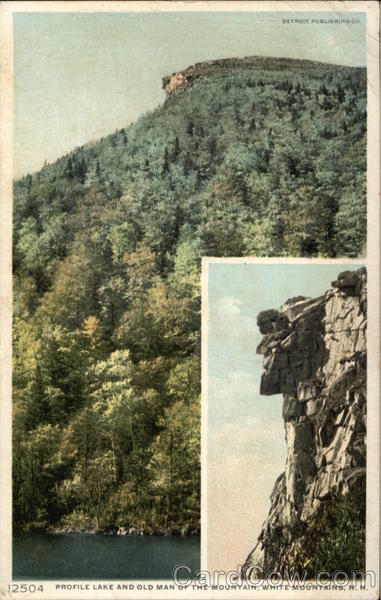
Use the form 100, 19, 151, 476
206, 262, 364, 572
14, 11, 366, 177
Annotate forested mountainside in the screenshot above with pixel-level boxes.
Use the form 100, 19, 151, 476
13, 58, 366, 533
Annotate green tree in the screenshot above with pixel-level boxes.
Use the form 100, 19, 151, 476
148, 398, 200, 529
290, 478, 365, 575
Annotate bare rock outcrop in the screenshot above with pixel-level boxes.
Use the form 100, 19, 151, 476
244, 267, 367, 573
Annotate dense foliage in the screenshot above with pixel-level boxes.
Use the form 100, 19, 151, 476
13, 61, 366, 533
290, 478, 366, 574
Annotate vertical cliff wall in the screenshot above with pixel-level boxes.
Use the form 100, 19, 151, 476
244, 267, 367, 573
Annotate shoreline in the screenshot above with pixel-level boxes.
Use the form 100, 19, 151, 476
14, 525, 200, 538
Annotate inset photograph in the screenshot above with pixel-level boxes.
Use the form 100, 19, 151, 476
203, 260, 366, 577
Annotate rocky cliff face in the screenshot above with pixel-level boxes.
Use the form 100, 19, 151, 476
244, 267, 367, 573
162, 56, 363, 96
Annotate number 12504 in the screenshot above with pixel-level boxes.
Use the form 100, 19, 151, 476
8, 584, 44, 593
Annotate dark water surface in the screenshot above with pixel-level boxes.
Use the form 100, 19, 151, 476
13, 533, 200, 579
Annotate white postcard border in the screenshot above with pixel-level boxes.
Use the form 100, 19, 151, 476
0, 1, 379, 599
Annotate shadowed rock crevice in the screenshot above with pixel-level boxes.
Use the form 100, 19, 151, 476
244, 267, 367, 574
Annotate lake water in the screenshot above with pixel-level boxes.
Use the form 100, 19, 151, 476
13, 533, 200, 580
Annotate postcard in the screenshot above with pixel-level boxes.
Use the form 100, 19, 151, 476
0, 1, 379, 599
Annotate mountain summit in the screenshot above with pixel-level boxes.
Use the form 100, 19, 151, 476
162, 56, 363, 95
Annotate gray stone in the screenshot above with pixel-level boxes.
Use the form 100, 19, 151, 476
283, 397, 305, 420
306, 399, 320, 416
257, 309, 278, 334
244, 267, 367, 574
297, 383, 316, 402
